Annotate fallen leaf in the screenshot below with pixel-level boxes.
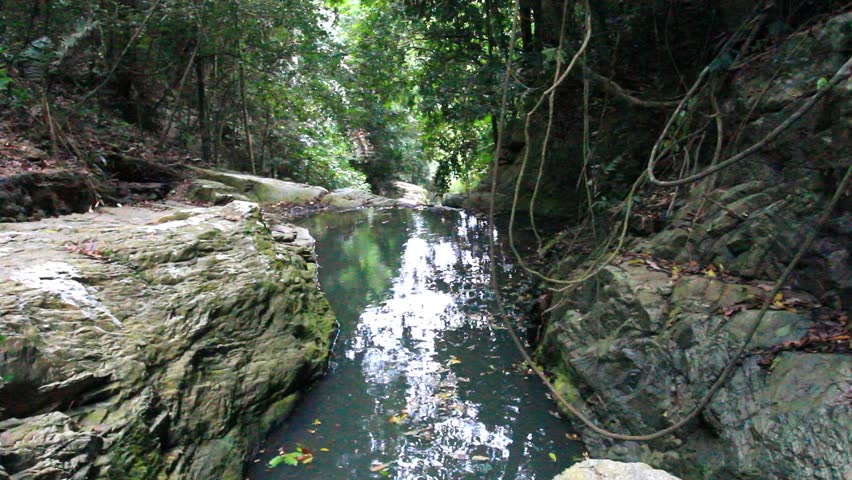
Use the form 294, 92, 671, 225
471, 455, 489, 462
646, 259, 664, 271
723, 304, 748, 318
549, 452, 557, 462
389, 412, 408, 424
771, 293, 785, 309
370, 462, 391, 472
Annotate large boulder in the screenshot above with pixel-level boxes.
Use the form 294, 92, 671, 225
321, 188, 403, 210
538, 260, 851, 479
381, 181, 429, 206
555, 459, 680, 480
0, 201, 336, 479
645, 12, 851, 310
191, 167, 327, 205
0, 170, 98, 222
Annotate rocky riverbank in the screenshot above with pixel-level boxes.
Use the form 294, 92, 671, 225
0, 200, 336, 479
534, 12, 851, 480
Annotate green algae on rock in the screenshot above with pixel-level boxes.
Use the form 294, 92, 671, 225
0, 201, 336, 479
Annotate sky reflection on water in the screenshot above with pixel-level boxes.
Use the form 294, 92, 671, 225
248, 208, 581, 479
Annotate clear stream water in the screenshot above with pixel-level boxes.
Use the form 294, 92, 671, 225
247, 208, 583, 479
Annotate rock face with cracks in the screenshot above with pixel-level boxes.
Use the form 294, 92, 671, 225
0, 201, 336, 479
536, 13, 850, 480
538, 260, 851, 480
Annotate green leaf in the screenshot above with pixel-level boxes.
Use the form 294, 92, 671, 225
816, 77, 829, 90
267, 452, 301, 468
549, 452, 557, 462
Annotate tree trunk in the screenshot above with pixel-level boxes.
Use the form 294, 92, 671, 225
520, 0, 534, 53
195, 55, 211, 163
238, 49, 256, 175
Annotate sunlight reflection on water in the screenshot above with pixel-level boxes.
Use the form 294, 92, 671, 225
248, 208, 581, 480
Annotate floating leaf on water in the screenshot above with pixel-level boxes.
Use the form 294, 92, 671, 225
268, 449, 309, 468
389, 412, 408, 424
447, 356, 462, 366
471, 455, 489, 462
313, 418, 322, 425
320, 448, 330, 452
549, 452, 558, 462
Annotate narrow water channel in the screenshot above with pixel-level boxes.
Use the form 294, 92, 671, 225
248, 208, 583, 479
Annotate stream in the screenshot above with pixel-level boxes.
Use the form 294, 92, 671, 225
247, 208, 583, 479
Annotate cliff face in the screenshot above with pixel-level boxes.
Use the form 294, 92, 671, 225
0, 201, 336, 479
536, 12, 850, 480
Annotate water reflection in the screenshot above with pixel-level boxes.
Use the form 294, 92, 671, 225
248, 208, 581, 479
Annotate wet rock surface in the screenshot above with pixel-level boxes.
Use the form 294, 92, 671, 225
190, 167, 328, 205
0, 201, 335, 479
554, 459, 681, 480
321, 187, 407, 210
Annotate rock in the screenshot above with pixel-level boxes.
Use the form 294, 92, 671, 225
0, 170, 98, 222
101, 155, 180, 185
538, 259, 852, 479
443, 193, 465, 208
191, 167, 327, 205
0, 200, 336, 479
642, 12, 852, 309
321, 188, 401, 210
21, 146, 48, 162
186, 179, 252, 205
554, 459, 681, 480
381, 181, 429, 206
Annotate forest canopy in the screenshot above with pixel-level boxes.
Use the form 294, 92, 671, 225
0, 0, 845, 198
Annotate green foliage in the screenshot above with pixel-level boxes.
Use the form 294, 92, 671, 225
0, 0, 520, 190
0, 46, 13, 92
18, 17, 97, 85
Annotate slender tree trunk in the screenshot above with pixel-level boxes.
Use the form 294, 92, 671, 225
238, 49, 256, 175
195, 55, 211, 163
259, 105, 272, 174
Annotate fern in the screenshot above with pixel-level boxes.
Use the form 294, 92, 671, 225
18, 17, 98, 85
55, 17, 98, 66
19, 36, 53, 83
